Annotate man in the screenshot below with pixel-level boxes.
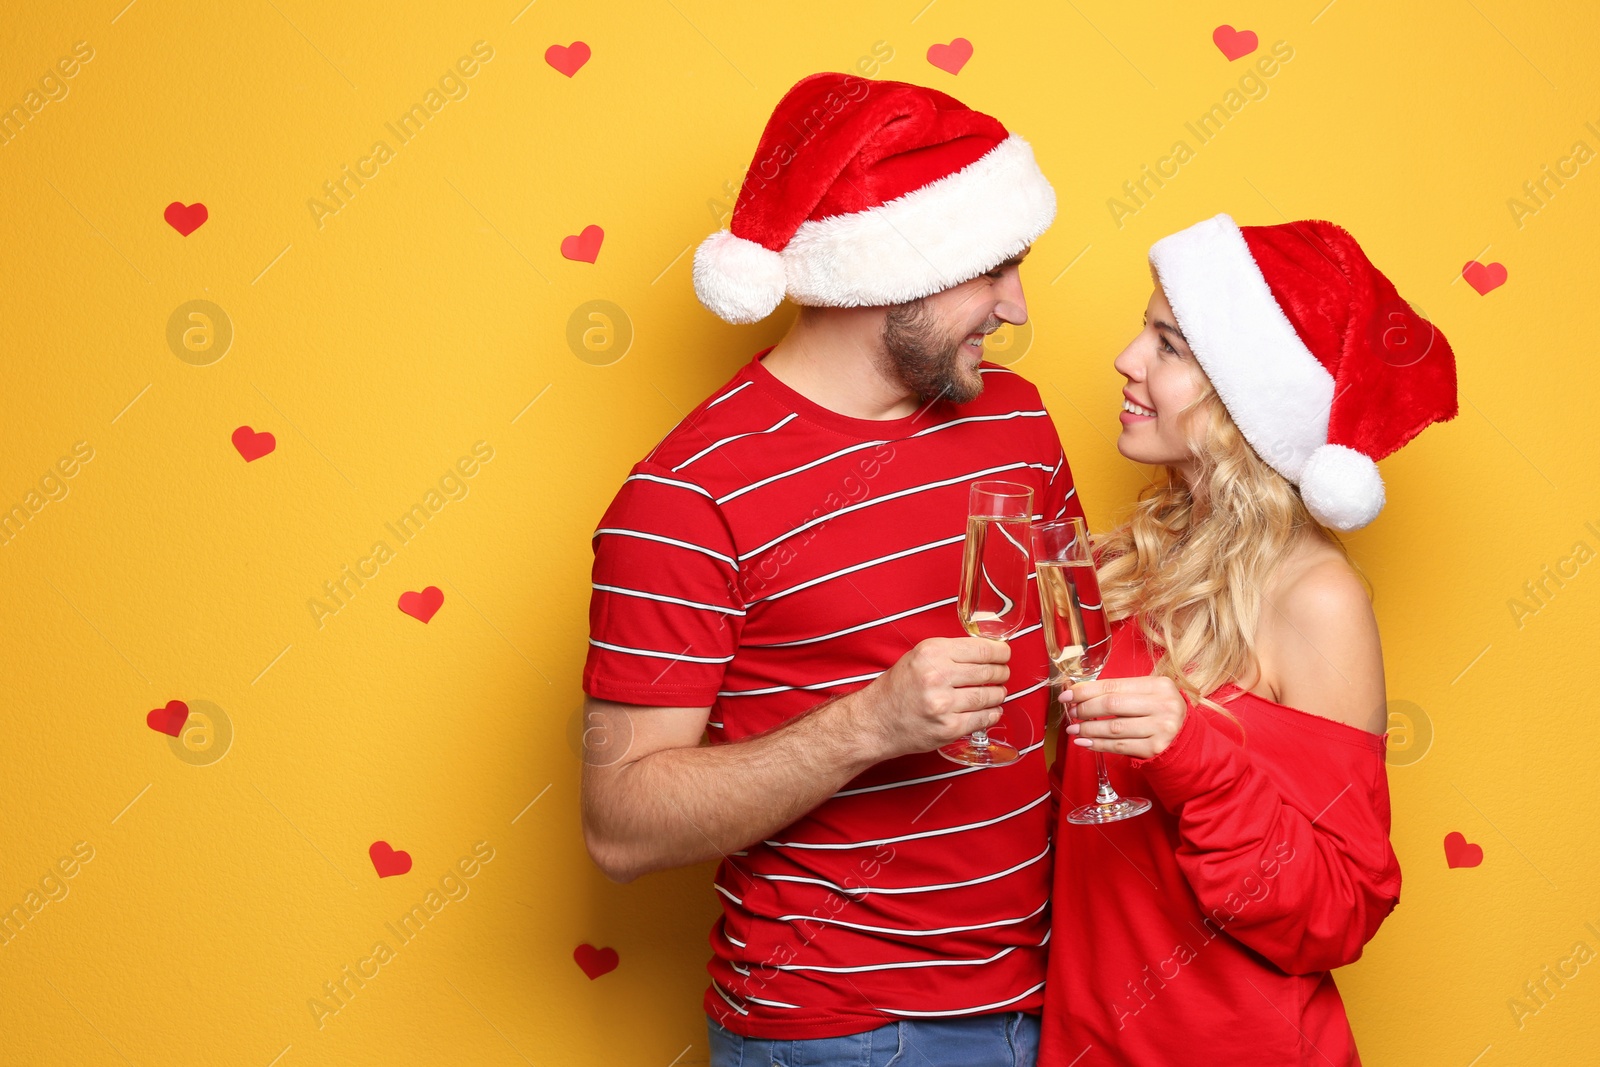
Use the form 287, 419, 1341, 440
580, 72, 1086, 1067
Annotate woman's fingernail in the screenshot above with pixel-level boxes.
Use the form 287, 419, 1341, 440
1062, 689, 1074, 702
1072, 737, 1094, 747
1065, 723, 1080, 735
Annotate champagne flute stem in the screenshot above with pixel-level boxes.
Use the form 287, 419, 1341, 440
1091, 751, 1122, 806
1067, 685, 1123, 806
970, 663, 1011, 750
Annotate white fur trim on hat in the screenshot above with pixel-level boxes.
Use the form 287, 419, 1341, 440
693, 231, 788, 324
1148, 213, 1333, 484
782, 133, 1056, 308
1298, 443, 1386, 531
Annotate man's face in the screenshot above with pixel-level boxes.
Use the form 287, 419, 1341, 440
878, 248, 1031, 406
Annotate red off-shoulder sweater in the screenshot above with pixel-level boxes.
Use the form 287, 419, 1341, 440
1040, 615, 1401, 1066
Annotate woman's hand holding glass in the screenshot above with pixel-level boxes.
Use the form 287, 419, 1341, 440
1063, 674, 1189, 761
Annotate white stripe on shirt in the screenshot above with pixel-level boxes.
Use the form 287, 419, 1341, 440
743, 993, 800, 1009
712, 410, 1048, 506
833, 737, 1045, 798
592, 583, 745, 615
625, 472, 713, 498
672, 413, 799, 472
737, 461, 1038, 563
905, 409, 1047, 436
717, 439, 890, 505
592, 527, 736, 566
773, 930, 1050, 975
769, 897, 1047, 937
706, 380, 752, 408
588, 638, 735, 664
774, 945, 1019, 974
748, 534, 966, 605
765, 792, 1049, 850
739, 596, 955, 648
711, 981, 749, 1015
717, 669, 884, 698
755, 843, 1049, 896
716, 625, 1042, 698
879, 980, 1047, 1018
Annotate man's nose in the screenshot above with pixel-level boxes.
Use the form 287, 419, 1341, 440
992, 272, 1028, 326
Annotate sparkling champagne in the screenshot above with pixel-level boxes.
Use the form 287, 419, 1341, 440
958, 514, 1032, 640
941, 481, 1033, 769
1037, 558, 1111, 684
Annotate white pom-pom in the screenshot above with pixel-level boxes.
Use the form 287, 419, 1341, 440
1298, 444, 1386, 531
692, 230, 786, 324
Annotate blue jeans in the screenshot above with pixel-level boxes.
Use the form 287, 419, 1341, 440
707, 1011, 1040, 1067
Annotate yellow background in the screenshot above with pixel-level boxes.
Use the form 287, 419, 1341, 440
2, 1, 1597, 1064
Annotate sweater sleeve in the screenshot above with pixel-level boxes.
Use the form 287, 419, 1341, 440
1129, 701, 1401, 975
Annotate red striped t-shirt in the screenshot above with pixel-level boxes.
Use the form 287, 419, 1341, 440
583, 346, 1087, 1039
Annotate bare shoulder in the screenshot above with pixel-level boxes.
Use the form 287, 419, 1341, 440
1256, 547, 1387, 735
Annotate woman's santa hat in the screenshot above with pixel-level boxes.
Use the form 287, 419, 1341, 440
694, 72, 1056, 324
1148, 213, 1458, 532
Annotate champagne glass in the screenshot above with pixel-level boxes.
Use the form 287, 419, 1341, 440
1032, 517, 1151, 823
941, 480, 1034, 768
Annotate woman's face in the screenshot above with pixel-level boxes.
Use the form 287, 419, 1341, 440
1113, 283, 1209, 480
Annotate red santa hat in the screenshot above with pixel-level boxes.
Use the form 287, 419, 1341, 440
1148, 213, 1458, 531
693, 72, 1056, 324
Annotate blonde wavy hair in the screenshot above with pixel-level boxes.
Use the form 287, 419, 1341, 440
1093, 365, 1369, 715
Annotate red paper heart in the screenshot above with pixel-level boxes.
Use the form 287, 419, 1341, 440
1462, 260, 1507, 295
164, 201, 208, 235
369, 841, 413, 877
1444, 831, 1483, 869
398, 586, 444, 623
1212, 25, 1259, 61
545, 42, 591, 77
232, 425, 276, 461
926, 38, 973, 76
146, 699, 189, 736
574, 943, 619, 979
560, 225, 604, 263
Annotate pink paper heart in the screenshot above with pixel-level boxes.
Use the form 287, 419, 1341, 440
545, 42, 591, 78
1212, 25, 1259, 61
574, 943, 619, 979
369, 841, 413, 877
561, 225, 604, 263
146, 700, 190, 737
1444, 831, 1484, 869
926, 38, 973, 76
164, 201, 208, 235
1461, 260, 1507, 295
398, 587, 444, 623
232, 425, 276, 462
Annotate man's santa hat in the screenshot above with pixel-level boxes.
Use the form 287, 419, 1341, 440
693, 72, 1056, 324
1148, 214, 1458, 532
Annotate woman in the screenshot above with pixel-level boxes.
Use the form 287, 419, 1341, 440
1038, 213, 1458, 1066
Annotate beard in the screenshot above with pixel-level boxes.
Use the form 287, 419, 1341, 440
879, 298, 998, 406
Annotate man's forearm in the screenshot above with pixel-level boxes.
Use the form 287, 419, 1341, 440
583, 690, 890, 882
